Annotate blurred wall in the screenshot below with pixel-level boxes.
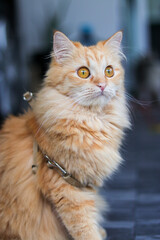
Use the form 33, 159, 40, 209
14, 0, 125, 97
123, 0, 150, 90
16, 0, 66, 58
16, 0, 123, 58
15, 0, 150, 89
63, 0, 122, 39
0, 0, 155, 118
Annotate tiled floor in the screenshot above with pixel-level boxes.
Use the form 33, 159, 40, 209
102, 107, 160, 240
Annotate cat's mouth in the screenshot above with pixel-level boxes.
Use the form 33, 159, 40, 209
89, 88, 118, 106
94, 89, 117, 99
93, 92, 106, 98
99, 91, 105, 96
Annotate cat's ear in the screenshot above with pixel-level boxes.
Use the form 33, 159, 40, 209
104, 31, 123, 51
53, 31, 75, 63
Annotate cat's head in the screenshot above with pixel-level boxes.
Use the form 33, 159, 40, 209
46, 31, 125, 108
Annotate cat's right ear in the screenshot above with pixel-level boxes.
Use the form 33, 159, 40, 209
53, 31, 75, 63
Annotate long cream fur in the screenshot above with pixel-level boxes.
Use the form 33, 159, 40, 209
0, 31, 130, 240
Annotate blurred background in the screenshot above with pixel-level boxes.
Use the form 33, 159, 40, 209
0, 0, 160, 239
1, 0, 160, 119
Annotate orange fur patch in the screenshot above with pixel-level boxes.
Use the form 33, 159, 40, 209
0, 31, 130, 239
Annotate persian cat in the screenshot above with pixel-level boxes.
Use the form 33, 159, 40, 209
0, 31, 130, 240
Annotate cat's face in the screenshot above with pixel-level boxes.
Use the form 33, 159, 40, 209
46, 31, 125, 108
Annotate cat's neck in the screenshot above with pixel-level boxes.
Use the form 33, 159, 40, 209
26, 88, 129, 187
32, 87, 128, 129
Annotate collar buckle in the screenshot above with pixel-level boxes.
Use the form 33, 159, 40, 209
32, 141, 90, 189
44, 154, 87, 188
44, 154, 68, 177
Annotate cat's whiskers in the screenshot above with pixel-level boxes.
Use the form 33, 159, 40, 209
70, 88, 98, 103
71, 95, 92, 105
72, 89, 115, 104
125, 92, 151, 106
70, 91, 93, 99
124, 92, 153, 122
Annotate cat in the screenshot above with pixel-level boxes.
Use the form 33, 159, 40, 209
0, 30, 130, 240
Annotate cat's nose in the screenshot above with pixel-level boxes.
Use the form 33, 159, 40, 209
97, 83, 106, 92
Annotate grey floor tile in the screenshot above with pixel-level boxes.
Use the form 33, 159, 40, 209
102, 108, 160, 239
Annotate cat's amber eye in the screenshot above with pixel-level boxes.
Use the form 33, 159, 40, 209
105, 66, 114, 78
77, 67, 90, 79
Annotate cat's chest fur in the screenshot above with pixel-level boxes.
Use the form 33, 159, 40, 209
31, 89, 126, 186
49, 113, 113, 152
42, 112, 122, 186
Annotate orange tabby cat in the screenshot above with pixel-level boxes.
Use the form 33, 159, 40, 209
0, 31, 130, 240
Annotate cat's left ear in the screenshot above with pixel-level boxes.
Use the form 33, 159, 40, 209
53, 31, 75, 63
104, 31, 123, 51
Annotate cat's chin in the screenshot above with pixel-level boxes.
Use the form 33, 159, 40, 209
79, 95, 113, 108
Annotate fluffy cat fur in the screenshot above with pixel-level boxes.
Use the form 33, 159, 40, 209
0, 31, 130, 240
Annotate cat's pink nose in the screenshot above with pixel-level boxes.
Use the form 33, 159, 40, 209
97, 83, 106, 92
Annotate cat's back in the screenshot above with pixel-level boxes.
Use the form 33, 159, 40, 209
0, 114, 34, 235
0, 114, 35, 192
0, 114, 33, 168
